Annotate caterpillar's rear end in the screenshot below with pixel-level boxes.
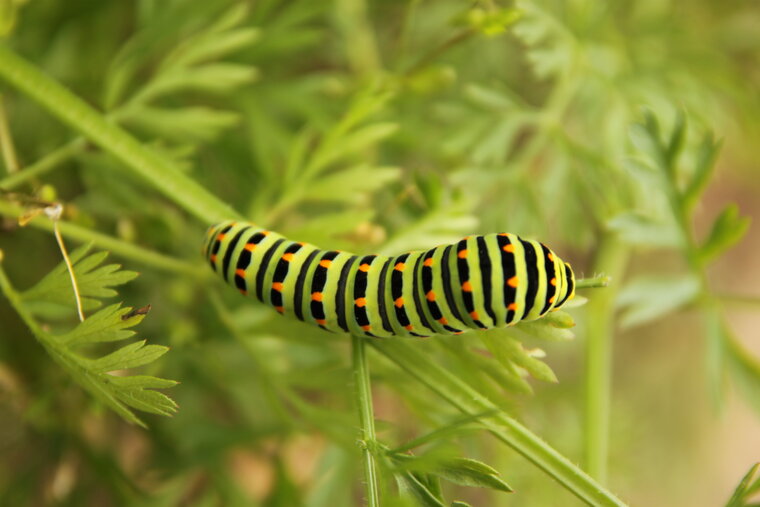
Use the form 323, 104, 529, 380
204, 220, 575, 338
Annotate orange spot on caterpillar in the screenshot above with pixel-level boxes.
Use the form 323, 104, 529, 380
548, 252, 554, 261
311, 292, 323, 302
359, 263, 371, 272
549, 295, 556, 303
438, 317, 448, 325
469, 311, 479, 320
216, 233, 226, 241
235, 268, 245, 277
394, 297, 404, 308
426, 290, 436, 302
498, 233, 508, 237
244, 243, 256, 252
316, 319, 326, 326
261, 231, 270, 236
550, 277, 557, 286
319, 259, 332, 268
361, 325, 371, 332
423, 258, 434, 267
458, 249, 468, 259
297, 242, 305, 246
272, 282, 284, 291
405, 324, 413, 331
210, 254, 217, 263
282, 253, 294, 262
507, 276, 519, 288
355, 297, 367, 308
461, 281, 472, 292
507, 302, 518, 311
503, 244, 515, 253
394, 262, 405, 271
275, 306, 284, 313
239, 289, 247, 295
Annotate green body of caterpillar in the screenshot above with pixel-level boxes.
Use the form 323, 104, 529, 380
204, 220, 575, 338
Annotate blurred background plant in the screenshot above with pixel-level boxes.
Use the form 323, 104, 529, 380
0, 0, 758, 505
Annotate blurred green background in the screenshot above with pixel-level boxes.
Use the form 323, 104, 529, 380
0, 0, 759, 505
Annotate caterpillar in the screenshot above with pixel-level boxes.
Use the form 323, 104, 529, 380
204, 220, 575, 338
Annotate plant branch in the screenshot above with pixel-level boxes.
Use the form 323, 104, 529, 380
576, 275, 611, 289
0, 137, 86, 189
0, 44, 241, 224
583, 236, 628, 482
0, 94, 19, 174
0, 200, 207, 279
370, 339, 628, 507
0, 262, 89, 409
352, 334, 381, 507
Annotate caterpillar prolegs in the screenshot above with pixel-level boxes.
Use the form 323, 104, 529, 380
204, 220, 575, 338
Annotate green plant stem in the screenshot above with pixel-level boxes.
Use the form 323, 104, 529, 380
352, 334, 380, 507
0, 200, 206, 278
576, 275, 611, 289
0, 264, 84, 405
370, 339, 628, 507
0, 261, 52, 343
0, 262, 81, 380
403, 29, 474, 76
0, 262, 81, 400
583, 235, 628, 483
0, 94, 19, 174
0, 44, 241, 224
0, 137, 86, 189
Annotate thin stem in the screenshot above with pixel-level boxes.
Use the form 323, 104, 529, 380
576, 275, 611, 289
583, 236, 628, 482
370, 339, 627, 507
0, 44, 241, 224
0, 94, 20, 174
0, 137, 86, 189
403, 29, 474, 76
352, 334, 380, 507
53, 217, 85, 321
0, 200, 207, 279
0, 260, 62, 357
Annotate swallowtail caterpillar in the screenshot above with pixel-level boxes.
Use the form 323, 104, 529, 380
204, 221, 575, 338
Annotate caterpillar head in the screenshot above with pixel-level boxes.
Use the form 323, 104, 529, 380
560, 261, 576, 305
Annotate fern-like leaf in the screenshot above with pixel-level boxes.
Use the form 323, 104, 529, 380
21, 243, 137, 315
0, 248, 177, 427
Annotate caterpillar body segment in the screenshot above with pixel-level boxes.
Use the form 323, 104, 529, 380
204, 220, 576, 338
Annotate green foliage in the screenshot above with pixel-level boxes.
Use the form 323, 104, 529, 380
0, 245, 176, 427
21, 244, 138, 314
614, 111, 757, 415
725, 463, 760, 507
0, 0, 758, 505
